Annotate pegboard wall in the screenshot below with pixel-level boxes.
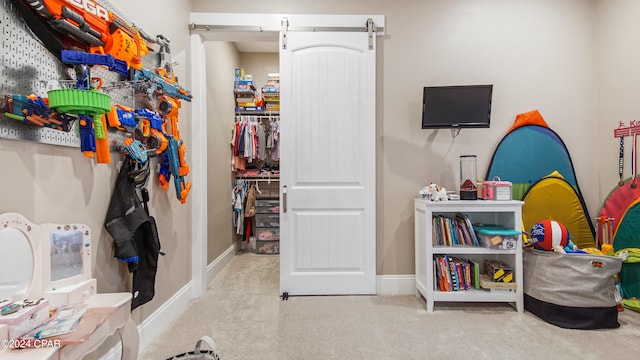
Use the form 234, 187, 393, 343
0, 0, 158, 148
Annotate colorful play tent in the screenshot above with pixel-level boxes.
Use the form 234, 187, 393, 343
521, 171, 595, 249
599, 176, 640, 300
486, 110, 595, 248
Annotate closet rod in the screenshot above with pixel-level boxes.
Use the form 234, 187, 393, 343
236, 178, 280, 181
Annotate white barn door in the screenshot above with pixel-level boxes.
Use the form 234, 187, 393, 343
279, 28, 377, 295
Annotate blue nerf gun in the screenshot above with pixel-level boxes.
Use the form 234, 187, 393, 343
163, 135, 191, 204
135, 108, 168, 154
132, 67, 192, 102
61, 49, 129, 77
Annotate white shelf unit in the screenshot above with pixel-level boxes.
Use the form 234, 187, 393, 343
414, 199, 524, 313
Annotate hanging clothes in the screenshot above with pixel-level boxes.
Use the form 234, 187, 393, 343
271, 119, 280, 161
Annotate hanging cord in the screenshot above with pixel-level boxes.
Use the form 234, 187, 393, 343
632, 134, 637, 189
619, 136, 625, 186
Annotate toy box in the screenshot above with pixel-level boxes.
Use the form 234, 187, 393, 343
523, 249, 622, 329
0, 299, 50, 339
473, 224, 520, 250
485, 259, 513, 283
482, 177, 512, 200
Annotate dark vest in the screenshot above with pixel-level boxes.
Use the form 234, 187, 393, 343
105, 157, 161, 310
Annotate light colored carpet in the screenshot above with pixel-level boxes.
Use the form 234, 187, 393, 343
139, 252, 640, 360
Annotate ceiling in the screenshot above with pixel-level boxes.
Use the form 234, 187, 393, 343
195, 29, 279, 53
235, 40, 278, 53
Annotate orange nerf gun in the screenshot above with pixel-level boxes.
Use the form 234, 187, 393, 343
18, 0, 150, 70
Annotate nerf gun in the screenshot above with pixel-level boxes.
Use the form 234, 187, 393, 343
132, 67, 193, 103
48, 49, 112, 160
106, 104, 136, 131
16, 0, 151, 70
3, 94, 73, 131
134, 109, 168, 154
158, 95, 181, 140
160, 136, 191, 204
61, 49, 128, 77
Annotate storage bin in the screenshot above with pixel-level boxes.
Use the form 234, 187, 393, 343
256, 199, 279, 207
523, 249, 622, 329
256, 228, 280, 241
477, 233, 518, 250
473, 224, 520, 250
256, 240, 279, 254
255, 213, 279, 227
256, 205, 279, 214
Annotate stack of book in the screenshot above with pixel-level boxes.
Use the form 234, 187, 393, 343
434, 256, 481, 291
261, 73, 280, 113
431, 213, 479, 246
234, 72, 263, 112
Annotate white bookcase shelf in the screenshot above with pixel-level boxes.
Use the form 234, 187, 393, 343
414, 199, 524, 313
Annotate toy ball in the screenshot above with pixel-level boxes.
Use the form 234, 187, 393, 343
530, 220, 570, 251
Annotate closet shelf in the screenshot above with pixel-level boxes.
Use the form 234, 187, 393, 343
235, 111, 279, 116
235, 174, 280, 181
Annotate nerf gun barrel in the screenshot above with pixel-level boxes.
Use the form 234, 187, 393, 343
25, 0, 149, 70
61, 49, 129, 77
132, 68, 193, 102
166, 135, 191, 204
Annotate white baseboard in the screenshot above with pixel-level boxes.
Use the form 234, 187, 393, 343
376, 275, 416, 295
137, 280, 194, 353
207, 242, 238, 284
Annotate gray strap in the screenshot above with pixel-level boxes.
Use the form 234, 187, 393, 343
194, 336, 217, 354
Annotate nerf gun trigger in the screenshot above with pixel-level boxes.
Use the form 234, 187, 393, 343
150, 129, 168, 154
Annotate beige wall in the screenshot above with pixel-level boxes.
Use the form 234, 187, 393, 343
239, 53, 280, 91
595, 0, 640, 202
192, 0, 600, 275
0, 0, 192, 326
205, 42, 240, 263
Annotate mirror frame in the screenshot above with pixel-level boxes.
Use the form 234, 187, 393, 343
0, 212, 44, 301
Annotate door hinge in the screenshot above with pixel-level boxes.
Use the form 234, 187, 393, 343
367, 18, 374, 50
281, 17, 289, 50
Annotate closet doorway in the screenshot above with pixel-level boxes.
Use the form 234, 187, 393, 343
190, 13, 384, 297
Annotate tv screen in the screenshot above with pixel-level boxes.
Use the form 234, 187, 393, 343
421, 85, 493, 129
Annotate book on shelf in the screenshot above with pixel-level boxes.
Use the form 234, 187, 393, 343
433, 256, 482, 292
432, 214, 479, 246
456, 212, 479, 246
468, 258, 481, 290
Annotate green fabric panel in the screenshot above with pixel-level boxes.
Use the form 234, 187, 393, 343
620, 263, 640, 299
613, 204, 640, 299
613, 203, 640, 251
512, 183, 531, 200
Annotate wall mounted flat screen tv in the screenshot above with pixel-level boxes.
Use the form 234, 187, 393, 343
421, 85, 493, 129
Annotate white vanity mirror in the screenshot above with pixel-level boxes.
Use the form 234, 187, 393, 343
0, 213, 43, 302
0, 227, 33, 301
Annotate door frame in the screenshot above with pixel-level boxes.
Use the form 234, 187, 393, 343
188, 13, 385, 299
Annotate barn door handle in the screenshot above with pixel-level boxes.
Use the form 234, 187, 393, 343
282, 185, 287, 213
